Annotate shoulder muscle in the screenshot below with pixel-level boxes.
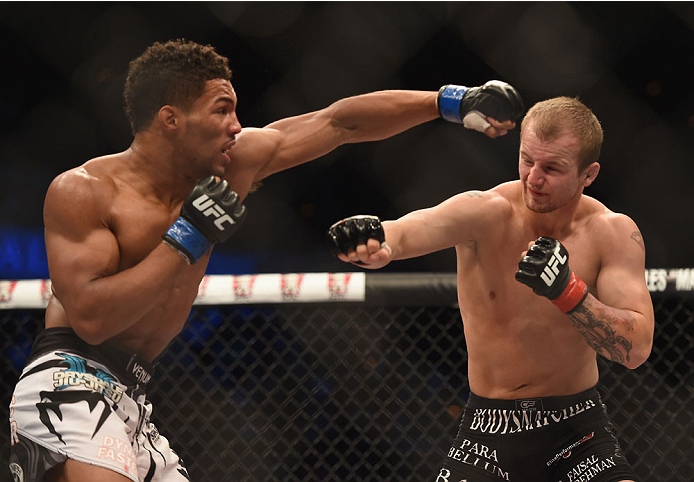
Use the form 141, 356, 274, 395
44, 167, 113, 237
44, 167, 121, 294
594, 211, 645, 258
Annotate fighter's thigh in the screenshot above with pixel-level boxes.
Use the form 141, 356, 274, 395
44, 458, 132, 482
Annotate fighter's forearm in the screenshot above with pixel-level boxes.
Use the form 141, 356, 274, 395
327, 90, 439, 143
255, 91, 441, 180
58, 243, 189, 344
567, 294, 650, 369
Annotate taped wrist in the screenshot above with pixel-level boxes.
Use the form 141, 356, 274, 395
162, 217, 211, 264
437, 85, 468, 123
551, 272, 588, 314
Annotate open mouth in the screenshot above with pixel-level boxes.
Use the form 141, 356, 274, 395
222, 140, 236, 154
221, 141, 236, 160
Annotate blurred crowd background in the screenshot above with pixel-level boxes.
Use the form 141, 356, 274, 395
1, 2, 692, 278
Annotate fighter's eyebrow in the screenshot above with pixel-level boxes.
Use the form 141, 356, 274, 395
214, 95, 236, 107
520, 149, 570, 165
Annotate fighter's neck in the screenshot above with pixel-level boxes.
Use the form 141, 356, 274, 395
122, 138, 196, 205
521, 198, 584, 240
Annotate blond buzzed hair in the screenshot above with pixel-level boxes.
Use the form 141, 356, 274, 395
521, 97, 603, 172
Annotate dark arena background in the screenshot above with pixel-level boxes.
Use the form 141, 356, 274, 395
1, 2, 693, 482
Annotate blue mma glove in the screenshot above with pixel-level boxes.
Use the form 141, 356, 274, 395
437, 80, 524, 132
163, 176, 246, 264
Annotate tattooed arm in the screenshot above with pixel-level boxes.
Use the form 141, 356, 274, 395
570, 214, 654, 369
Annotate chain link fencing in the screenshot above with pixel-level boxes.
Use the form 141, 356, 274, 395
2, 273, 692, 481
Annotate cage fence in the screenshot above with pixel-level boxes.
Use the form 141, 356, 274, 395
2, 272, 692, 481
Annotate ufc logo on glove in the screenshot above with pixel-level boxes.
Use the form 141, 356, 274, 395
192, 194, 236, 231
515, 237, 588, 314
162, 176, 246, 264
540, 251, 567, 287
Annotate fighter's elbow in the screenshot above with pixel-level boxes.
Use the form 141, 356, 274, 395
329, 116, 359, 144
624, 339, 653, 370
66, 309, 113, 346
71, 320, 109, 346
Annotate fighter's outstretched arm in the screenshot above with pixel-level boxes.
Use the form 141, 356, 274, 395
232, 81, 523, 182
326, 190, 509, 269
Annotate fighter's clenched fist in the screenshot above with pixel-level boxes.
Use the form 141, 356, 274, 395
515, 237, 588, 314
326, 215, 392, 267
437, 80, 524, 137
163, 176, 247, 264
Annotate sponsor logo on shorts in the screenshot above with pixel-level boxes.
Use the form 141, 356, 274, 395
436, 468, 467, 482
149, 425, 161, 444
468, 399, 597, 435
447, 439, 510, 480
127, 358, 152, 385
97, 435, 137, 475
9, 462, 24, 482
547, 432, 594, 466
52, 353, 124, 403
515, 398, 543, 411
561, 454, 617, 482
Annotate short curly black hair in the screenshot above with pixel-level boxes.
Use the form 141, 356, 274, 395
124, 39, 232, 134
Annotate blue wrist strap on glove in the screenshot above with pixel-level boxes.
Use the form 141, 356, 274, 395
163, 217, 211, 264
437, 85, 468, 123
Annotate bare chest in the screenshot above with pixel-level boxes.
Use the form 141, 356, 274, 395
456, 226, 602, 325
104, 190, 209, 355
108, 194, 183, 270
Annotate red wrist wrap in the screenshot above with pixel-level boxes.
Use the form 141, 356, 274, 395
552, 272, 588, 314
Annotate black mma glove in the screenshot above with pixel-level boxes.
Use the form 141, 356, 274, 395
162, 176, 246, 264
515, 237, 588, 314
437, 80, 524, 132
326, 215, 386, 263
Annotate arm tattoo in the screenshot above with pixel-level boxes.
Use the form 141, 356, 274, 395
630, 230, 645, 252
568, 302, 633, 364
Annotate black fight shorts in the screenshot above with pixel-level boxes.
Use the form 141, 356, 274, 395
435, 387, 636, 482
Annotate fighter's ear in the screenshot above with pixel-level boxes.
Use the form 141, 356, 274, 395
582, 162, 600, 187
158, 105, 178, 130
